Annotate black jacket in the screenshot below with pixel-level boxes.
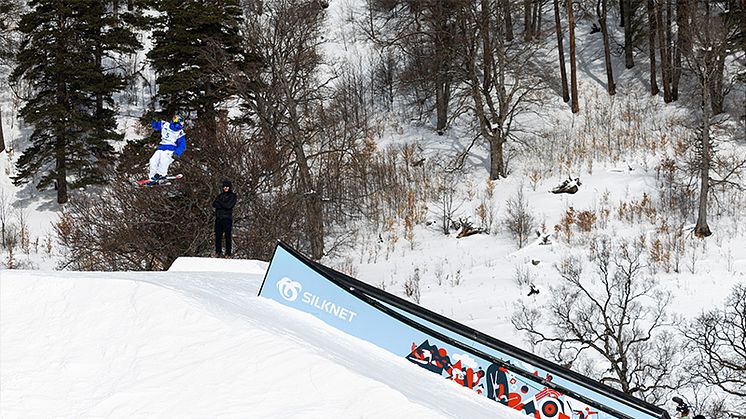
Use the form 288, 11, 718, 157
213, 191, 237, 219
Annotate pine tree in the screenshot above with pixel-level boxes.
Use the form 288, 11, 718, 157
1, 0, 23, 154
0, 0, 22, 62
148, 0, 247, 140
11, 0, 138, 203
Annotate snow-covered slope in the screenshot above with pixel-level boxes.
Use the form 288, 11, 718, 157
0, 258, 524, 418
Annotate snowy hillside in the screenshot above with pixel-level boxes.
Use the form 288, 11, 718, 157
0, 258, 526, 418
1, 0, 745, 417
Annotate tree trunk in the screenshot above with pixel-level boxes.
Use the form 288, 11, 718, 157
665, 0, 673, 79
647, 0, 659, 95
524, 0, 532, 41
656, 1, 672, 102
295, 141, 325, 259
435, 77, 449, 134
567, 0, 580, 113
502, 0, 514, 41
619, 0, 626, 26
56, 135, 68, 204
672, 0, 690, 100
666, 0, 679, 101
0, 107, 5, 153
694, 72, 712, 238
481, 0, 494, 91
489, 130, 506, 180
56, 78, 69, 204
285, 90, 324, 259
678, 0, 692, 57
469, 0, 507, 180
113, 0, 119, 22
709, 50, 726, 115
599, 0, 616, 95
434, 1, 452, 135
486, 1, 506, 178
554, 0, 570, 102
672, 31, 680, 100
523, 0, 540, 41
291, 137, 324, 259
95, 49, 104, 117
198, 100, 219, 145
624, 0, 635, 68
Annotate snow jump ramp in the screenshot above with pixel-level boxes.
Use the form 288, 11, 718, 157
258, 241, 670, 419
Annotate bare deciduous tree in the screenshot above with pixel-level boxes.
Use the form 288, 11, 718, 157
598, 0, 616, 95
512, 237, 681, 402
0, 190, 10, 248
647, 0, 659, 95
503, 185, 534, 248
523, 0, 544, 41
682, 283, 746, 417
242, 0, 331, 259
237, 0, 432, 259
655, 0, 672, 102
500, 0, 514, 41
433, 163, 462, 235
681, 3, 742, 238
366, 0, 465, 134
0, 106, 5, 153
623, 0, 635, 68
459, 0, 545, 179
671, 0, 691, 101
567, 0, 579, 113
553, 0, 570, 102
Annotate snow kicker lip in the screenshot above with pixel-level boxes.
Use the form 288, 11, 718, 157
258, 241, 671, 419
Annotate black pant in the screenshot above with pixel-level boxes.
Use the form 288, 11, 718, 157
215, 218, 233, 256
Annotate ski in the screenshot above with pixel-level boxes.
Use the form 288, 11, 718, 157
135, 173, 183, 188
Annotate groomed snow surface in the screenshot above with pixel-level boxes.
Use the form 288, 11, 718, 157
0, 258, 525, 418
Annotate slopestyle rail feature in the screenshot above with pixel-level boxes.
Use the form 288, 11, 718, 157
259, 241, 670, 419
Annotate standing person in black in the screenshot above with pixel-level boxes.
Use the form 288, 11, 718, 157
213, 179, 237, 257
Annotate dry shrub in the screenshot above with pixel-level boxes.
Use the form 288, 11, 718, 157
555, 207, 576, 243
617, 193, 657, 225
478, 179, 497, 233
649, 238, 669, 274
529, 169, 542, 191
404, 268, 421, 303
575, 210, 597, 233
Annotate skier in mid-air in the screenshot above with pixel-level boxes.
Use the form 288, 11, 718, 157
147, 114, 186, 182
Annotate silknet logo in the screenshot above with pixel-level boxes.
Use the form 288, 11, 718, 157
276, 277, 302, 302
273, 276, 358, 323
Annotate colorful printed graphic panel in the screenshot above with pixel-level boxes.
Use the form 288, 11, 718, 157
258, 242, 669, 419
